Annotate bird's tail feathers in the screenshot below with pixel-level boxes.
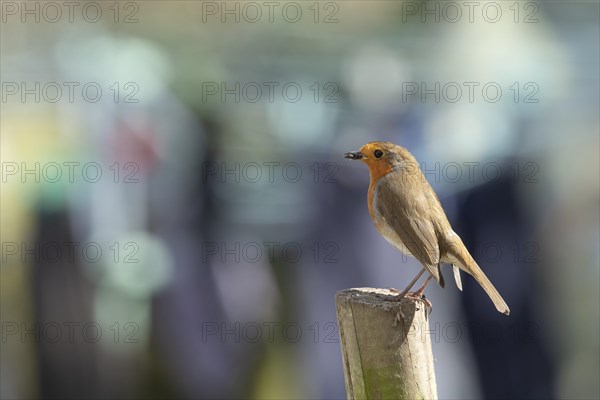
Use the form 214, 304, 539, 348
447, 235, 510, 315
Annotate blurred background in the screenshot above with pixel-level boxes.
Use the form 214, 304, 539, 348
1, 1, 599, 399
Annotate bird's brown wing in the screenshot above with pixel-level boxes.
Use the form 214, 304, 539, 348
375, 175, 444, 287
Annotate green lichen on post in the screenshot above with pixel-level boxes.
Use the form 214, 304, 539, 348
363, 366, 410, 400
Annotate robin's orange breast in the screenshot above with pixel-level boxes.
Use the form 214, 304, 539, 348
366, 162, 394, 222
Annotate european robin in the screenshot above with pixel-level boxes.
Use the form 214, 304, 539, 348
345, 141, 510, 315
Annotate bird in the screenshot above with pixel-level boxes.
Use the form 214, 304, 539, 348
344, 141, 510, 315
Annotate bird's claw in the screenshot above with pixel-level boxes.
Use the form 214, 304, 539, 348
396, 291, 433, 316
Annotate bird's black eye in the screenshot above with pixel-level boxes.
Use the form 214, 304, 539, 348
374, 149, 383, 159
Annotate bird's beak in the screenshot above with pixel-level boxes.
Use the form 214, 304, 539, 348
344, 151, 364, 160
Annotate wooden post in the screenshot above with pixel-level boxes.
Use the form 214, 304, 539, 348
335, 288, 438, 400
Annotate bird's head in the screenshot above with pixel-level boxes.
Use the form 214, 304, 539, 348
345, 141, 416, 179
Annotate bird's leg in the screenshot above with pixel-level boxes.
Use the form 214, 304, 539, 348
414, 275, 433, 297
403, 275, 434, 316
396, 268, 426, 299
